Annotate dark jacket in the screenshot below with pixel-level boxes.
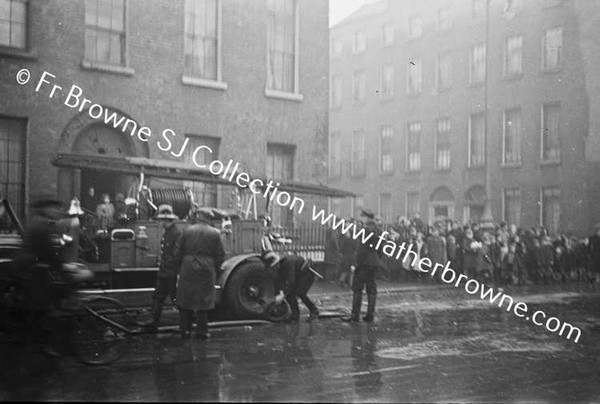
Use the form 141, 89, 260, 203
158, 223, 183, 279
174, 222, 225, 311
274, 255, 314, 296
356, 221, 381, 269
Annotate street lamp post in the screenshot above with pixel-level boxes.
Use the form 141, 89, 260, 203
480, 0, 495, 233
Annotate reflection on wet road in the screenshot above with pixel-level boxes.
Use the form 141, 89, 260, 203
2, 286, 600, 402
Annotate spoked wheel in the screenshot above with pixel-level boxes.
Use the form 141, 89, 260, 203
70, 296, 129, 366
225, 260, 275, 319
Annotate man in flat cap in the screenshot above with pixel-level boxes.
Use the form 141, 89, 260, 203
145, 204, 183, 330
343, 208, 382, 322
173, 206, 225, 339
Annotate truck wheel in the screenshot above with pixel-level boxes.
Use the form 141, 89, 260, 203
225, 260, 274, 319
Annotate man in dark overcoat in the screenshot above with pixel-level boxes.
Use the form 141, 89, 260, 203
174, 207, 225, 339
343, 209, 381, 322
145, 204, 183, 330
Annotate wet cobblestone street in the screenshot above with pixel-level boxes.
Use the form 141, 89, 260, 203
2, 283, 600, 402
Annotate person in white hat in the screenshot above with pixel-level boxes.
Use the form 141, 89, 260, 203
145, 204, 183, 330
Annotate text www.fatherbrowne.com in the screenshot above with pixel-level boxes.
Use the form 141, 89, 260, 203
312, 206, 582, 344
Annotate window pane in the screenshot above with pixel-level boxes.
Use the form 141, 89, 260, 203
97, 0, 112, 29
10, 23, 25, 48
84, 29, 96, 60
0, 21, 10, 47
96, 31, 110, 62
109, 32, 121, 64
85, 0, 97, 25
0, 0, 10, 18
11, 0, 26, 23
112, 0, 124, 31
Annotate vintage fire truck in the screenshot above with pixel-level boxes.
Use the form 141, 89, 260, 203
43, 153, 355, 319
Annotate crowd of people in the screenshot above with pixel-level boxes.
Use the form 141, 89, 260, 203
329, 213, 600, 289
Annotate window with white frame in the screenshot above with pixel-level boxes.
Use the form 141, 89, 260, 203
542, 103, 561, 161
381, 64, 394, 98
407, 121, 421, 172
380, 126, 393, 173
352, 31, 366, 54
504, 34, 523, 76
351, 130, 365, 177
85, 0, 126, 65
0, 117, 26, 220
437, 51, 452, 90
379, 193, 392, 223
184, 135, 220, 207
437, 7, 452, 33
266, 143, 295, 227
408, 16, 422, 40
407, 59, 422, 95
184, 0, 220, 81
503, 108, 522, 164
406, 192, 419, 217
329, 130, 342, 178
543, 27, 562, 70
541, 187, 560, 234
0, 0, 27, 49
331, 75, 343, 108
469, 113, 485, 168
470, 43, 486, 83
266, 0, 298, 94
435, 119, 451, 169
353, 70, 366, 104
331, 37, 343, 59
381, 21, 394, 46
503, 188, 521, 226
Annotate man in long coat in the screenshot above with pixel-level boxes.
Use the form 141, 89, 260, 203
145, 204, 183, 330
174, 208, 225, 339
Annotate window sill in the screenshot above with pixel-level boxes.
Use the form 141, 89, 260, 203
406, 91, 422, 98
540, 159, 561, 167
0, 46, 38, 60
265, 89, 304, 102
501, 162, 523, 168
406, 169, 421, 175
433, 167, 452, 173
81, 60, 135, 76
182, 75, 228, 91
468, 164, 485, 170
379, 170, 395, 177
379, 95, 394, 101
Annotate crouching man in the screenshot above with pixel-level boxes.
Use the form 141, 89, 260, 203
266, 253, 320, 322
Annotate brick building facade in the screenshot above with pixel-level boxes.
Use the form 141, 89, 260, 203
0, 0, 329, 226
328, 0, 600, 236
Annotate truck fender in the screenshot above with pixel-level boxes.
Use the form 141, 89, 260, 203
217, 253, 263, 290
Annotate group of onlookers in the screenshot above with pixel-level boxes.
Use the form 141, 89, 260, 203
327, 214, 600, 289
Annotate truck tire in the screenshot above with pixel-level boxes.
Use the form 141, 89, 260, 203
225, 259, 274, 319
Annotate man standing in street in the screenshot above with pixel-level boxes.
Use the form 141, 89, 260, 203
343, 208, 381, 322
144, 204, 183, 331
174, 207, 225, 340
